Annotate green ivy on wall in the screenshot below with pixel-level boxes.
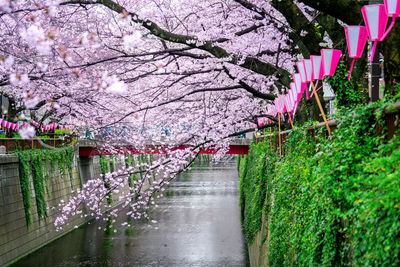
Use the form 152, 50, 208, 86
124, 154, 138, 188
125, 154, 134, 167
239, 140, 278, 243
239, 101, 400, 266
100, 155, 113, 205
16, 151, 33, 227
30, 152, 47, 219
16, 147, 75, 226
109, 155, 116, 173
100, 155, 110, 174
65, 148, 74, 180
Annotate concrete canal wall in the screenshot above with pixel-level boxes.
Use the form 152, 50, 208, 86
0, 151, 139, 266
247, 212, 269, 267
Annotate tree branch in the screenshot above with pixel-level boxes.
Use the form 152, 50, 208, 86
61, 0, 291, 87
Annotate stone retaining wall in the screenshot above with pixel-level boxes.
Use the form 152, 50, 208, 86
0, 151, 139, 266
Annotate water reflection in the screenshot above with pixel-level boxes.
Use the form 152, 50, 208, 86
12, 159, 248, 267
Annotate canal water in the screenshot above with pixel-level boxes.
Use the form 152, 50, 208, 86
12, 158, 248, 267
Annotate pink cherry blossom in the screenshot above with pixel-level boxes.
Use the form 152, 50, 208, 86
0, 0, 331, 227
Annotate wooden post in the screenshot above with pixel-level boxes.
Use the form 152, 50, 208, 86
311, 82, 331, 136
263, 128, 266, 141
278, 113, 282, 157
288, 112, 294, 128
269, 128, 273, 150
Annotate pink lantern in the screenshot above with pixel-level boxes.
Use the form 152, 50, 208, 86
288, 90, 295, 109
303, 59, 314, 99
344, 26, 368, 80
290, 82, 300, 117
284, 94, 292, 113
276, 96, 285, 114
257, 118, 264, 127
290, 82, 298, 104
267, 105, 276, 118
303, 60, 313, 82
288, 87, 294, 102
280, 95, 287, 113
293, 73, 305, 95
297, 60, 312, 100
297, 61, 307, 84
311, 55, 324, 81
361, 4, 389, 61
384, 0, 400, 17
274, 98, 282, 114
381, 0, 400, 40
284, 94, 292, 122
321, 49, 342, 76
293, 73, 306, 107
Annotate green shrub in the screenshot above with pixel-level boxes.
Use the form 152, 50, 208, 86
239, 101, 400, 266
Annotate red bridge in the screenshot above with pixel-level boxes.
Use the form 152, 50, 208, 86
78, 139, 251, 157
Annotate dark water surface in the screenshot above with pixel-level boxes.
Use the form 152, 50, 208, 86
12, 159, 247, 267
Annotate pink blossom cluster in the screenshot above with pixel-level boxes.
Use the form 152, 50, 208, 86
0, 0, 326, 226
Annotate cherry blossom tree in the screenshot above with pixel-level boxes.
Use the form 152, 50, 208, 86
0, 0, 396, 227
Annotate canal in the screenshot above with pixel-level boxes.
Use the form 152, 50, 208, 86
12, 158, 248, 266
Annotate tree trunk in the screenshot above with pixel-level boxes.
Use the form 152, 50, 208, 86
6, 97, 18, 138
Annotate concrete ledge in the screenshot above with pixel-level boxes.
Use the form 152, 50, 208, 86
0, 155, 19, 165
230, 138, 252, 145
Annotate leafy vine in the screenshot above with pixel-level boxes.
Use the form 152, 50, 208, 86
16, 151, 33, 227
239, 101, 400, 265
16, 147, 76, 226
100, 155, 113, 205
30, 152, 47, 220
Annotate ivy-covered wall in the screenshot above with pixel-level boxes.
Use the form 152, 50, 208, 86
0, 147, 83, 266
240, 102, 400, 266
0, 149, 163, 266
15, 148, 75, 227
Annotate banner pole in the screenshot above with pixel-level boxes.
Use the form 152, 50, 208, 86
288, 112, 294, 128
311, 82, 331, 136
278, 113, 282, 157
269, 127, 273, 151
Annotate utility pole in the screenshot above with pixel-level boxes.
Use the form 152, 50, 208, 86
368, 0, 383, 102
0, 95, 3, 118
371, 43, 381, 102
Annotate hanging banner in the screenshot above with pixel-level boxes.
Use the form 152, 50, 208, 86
362, 4, 389, 61
345, 26, 368, 80
321, 49, 342, 76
